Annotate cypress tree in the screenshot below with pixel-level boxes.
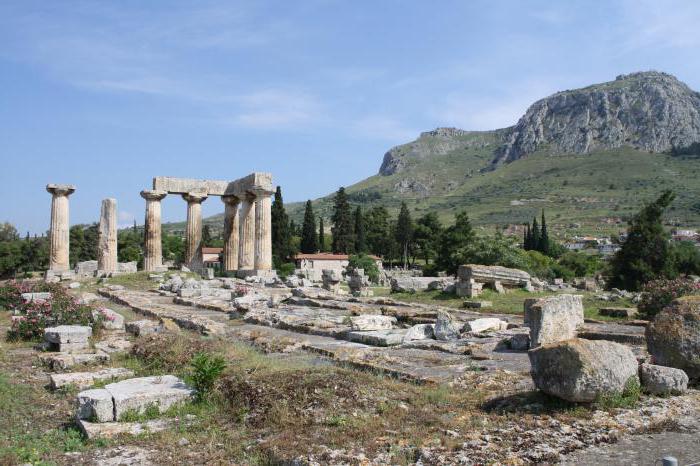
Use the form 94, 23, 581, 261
271, 186, 291, 265
523, 224, 530, 250
300, 200, 318, 254
354, 206, 366, 254
530, 217, 540, 252
331, 187, 354, 253
202, 225, 212, 247
539, 209, 550, 255
395, 202, 414, 269
318, 217, 326, 252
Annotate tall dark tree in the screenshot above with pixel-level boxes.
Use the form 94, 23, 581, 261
609, 190, 677, 291
395, 202, 414, 269
523, 224, 530, 250
331, 187, 354, 254
366, 206, 396, 263
202, 225, 213, 247
271, 186, 291, 265
414, 212, 442, 264
538, 209, 550, 255
530, 217, 540, 253
436, 211, 475, 275
354, 206, 366, 254
300, 201, 318, 253
318, 217, 326, 252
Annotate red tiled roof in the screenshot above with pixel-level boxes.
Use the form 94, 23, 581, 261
202, 247, 223, 254
294, 253, 380, 261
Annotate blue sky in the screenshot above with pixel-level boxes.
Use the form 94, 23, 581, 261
1, 0, 699, 234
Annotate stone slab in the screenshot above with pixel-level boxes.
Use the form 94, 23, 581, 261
76, 389, 114, 422
44, 325, 92, 344
77, 417, 190, 440
106, 375, 194, 421
125, 320, 164, 337
51, 368, 134, 390
346, 329, 407, 346
39, 352, 110, 371
153, 172, 272, 197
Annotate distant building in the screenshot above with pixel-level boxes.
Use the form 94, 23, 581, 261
293, 253, 382, 281
202, 247, 223, 268
672, 229, 698, 242
598, 244, 620, 256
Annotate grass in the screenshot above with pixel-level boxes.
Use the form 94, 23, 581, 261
377, 287, 633, 321
595, 377, 642, 410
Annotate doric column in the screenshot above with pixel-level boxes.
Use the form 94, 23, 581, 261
253, 189, 274, 271
221, 195, 240, 272
238, 193, 256, 271
140, 190, 167, 272
97, 198, 118, 273
183, 192, 208, 267
46, 184, 75, 271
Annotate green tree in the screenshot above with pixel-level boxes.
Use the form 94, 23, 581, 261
414, 212, 442, 264
318, 217, 326, 252
300, 200, 318, 254
348, 254, 380, 283
395, 202, 414, 269
671, 240, 700, 276
162, 233, 185, 264
271, 186, 291, 266
365, 206, 396, 263
354, 206, 366, 254
609, 190, 676, 291
436, 211, 475, 275
0, 222, 19, 242
530, 217, 540, 253
202, 225, 213, 247
539, 209, 550, 255
331, 187, 354, 254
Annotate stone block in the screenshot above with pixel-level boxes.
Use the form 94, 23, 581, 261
125, 320, 163, 337
346, 329, 406, 346
639, 363, 688, 395
77, 417, 188, 440
599, 307, 638, 318
349, 315, 397, 331
44, 325, 92, 352
21, 292, 52, 303
117, 262, 138, 273
463, 300, 492, 309
528, 338, 639, 402
462, 318, 507, 333
508, 333, 530, 351
106, 375, 194, 421
75, 260, 98, 277
402, 324, 435, 342
51, 368, 134, 390
76, 389, 114, 422
524, 294, 584, 348
93, 308, 125, 330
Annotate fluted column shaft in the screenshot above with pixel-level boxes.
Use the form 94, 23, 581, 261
141, 190, 167, 272
183, 192, 208, 267
46, 184, 75, 271
238, 194, 256, 270
98, 198, 118, 273
221, 195, 240, 272
253, 190, 273, 271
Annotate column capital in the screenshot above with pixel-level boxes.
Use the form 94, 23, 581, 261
247, 188, 274, 199
46, 184, 76, 197
140, 189, 167, 201
182, 192, 208, 204
221, 194, 240, 206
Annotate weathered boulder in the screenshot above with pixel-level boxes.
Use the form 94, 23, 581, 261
390, 277, 433, 293
646, 297, 700, 382
528, 338, 639, 402
402, 324, 435, 342
44, 325, 92, 353
462, 318, 507, 333
524, 294, 584, 348
322, 269, 342, 293
434, 310, 461, 341
125, 320, 163, 337
349, 315, 396, 331
639, 363, 688, 395
508, 332, 530, 351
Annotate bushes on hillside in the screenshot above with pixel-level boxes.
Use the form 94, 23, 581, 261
637, 278, 700, 318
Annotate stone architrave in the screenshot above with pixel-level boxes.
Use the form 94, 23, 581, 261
46, 184, 76, 271
140, 190, 167, 272
97, 198, 118, 274
253, 189, 273, 272
238, 193, 256, 271
182, 192, 208, 267
221, 195, 240, 272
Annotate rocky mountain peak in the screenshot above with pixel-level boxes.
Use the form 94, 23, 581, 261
493, 71, 700, 164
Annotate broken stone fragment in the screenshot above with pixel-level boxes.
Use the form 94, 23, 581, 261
44, 325, 92, 353
107, 375, 194, 421
76, 389, 114, 422
125, 320, 163, 337
92, 308, 125, 330
434, 310, 461, 341
528, 338, 638, 402
462, 318, 507, 333
524, 294, 584, 348
639, 363, 688, 395
349, 315, 396, 331
402, 324, 435, 343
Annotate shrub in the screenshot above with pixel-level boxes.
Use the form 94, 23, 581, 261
595, 377, 641, 409
276, 262, 295, 280
0, 280, 32, 310
189, 352, 227, 401
130, 333, 216, 373
638, 277, 700, 318
348, 254, 380, 283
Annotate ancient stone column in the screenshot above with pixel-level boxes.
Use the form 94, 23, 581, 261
253, 189, 274, 271
183, 192, 208, 267
140, 190, 167, 272
238, 193, 256, 271
46, 184, 76, 271
97, 198, 118, 274
221, 195, 240, 272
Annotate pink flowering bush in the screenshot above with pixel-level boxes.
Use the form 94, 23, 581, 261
0, 280, 33, 310
233, 285, 250, 298
4, 282, 102, 341
638, 277, 700, 319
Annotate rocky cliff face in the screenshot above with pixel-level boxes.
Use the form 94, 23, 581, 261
379, 127, 497, 175
493, 71, 700, 164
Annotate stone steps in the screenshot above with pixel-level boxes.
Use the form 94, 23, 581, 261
50, 367, 134, 390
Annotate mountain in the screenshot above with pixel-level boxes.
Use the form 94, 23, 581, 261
165, 71, 700, 236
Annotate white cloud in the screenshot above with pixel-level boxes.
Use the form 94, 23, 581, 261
351, 115, 417, 142
618, 0, 700, 50
117, 210, 136, 229
230, 89, 324, 130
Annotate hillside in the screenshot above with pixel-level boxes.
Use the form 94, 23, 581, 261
165, 71, 700, 236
